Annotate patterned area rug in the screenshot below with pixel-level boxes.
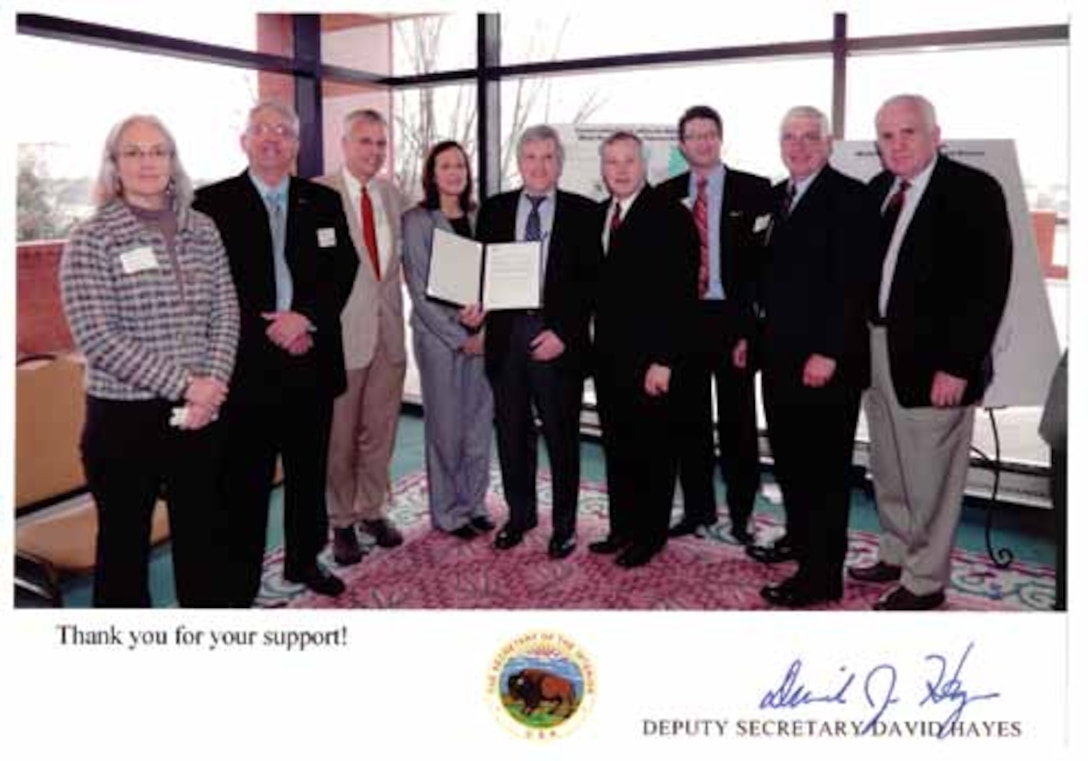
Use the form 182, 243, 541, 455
256, 469, 1055, 611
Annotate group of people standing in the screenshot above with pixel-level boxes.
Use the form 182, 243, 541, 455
60, 91, 1011, 611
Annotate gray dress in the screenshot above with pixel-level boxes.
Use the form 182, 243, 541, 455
401, 206, 494, 531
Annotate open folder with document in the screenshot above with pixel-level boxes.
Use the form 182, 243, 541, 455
426, 228, 542, 310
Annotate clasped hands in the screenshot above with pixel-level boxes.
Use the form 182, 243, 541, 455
457, 304, 565, 361
179, 375, 228, 430
263, 310, 314, 356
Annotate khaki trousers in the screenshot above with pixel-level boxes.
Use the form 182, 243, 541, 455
864, 327, 974, 595
326, 335, 406, 529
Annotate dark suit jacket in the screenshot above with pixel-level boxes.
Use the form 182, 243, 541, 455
659, 165, 775, 344
592, 185, 699, 369
476, 188, 601, 378
762, 165, 880, 394
868, 155, 1012, 407
193, 171, 358, 403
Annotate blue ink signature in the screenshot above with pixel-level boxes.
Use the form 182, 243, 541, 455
758, 642, 999, 739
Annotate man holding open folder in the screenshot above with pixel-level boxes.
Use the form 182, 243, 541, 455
471, 125, 600, 560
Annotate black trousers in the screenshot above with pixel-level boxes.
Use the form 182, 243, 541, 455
81, 396, 227, 608
675, 303, 759, 530
489, 313, 583, 540
762, 370, 861, 590
595, 354, 678, 550
218, 391, 334, 607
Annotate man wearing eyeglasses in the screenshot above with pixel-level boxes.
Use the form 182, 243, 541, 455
194, 99, 358, 606
659, 105, 774, 548
753, 106, 880, 607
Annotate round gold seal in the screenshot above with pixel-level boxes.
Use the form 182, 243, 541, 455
487, 630, 596, 740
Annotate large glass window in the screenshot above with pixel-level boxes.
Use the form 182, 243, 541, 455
14, 34, 292, 242
40, 6, 268, 51
499, 57, 834, 192
391, 82, 478, 205
502, 9, 834, 65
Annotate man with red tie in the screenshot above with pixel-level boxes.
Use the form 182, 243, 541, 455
850, 94, 1012, 610
316, 109, 408, 565
590, 131, 699, 568
659, 106, 774, 547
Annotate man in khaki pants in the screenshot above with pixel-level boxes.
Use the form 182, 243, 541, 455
317, 108, 407, 564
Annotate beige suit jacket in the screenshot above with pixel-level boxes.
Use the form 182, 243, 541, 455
315, 171, 407, 370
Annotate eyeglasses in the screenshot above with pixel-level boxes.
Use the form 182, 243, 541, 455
118, 145, 172, 161
247, 123, 297, 138
682, 131, 721, 143
781, 132, 825, 144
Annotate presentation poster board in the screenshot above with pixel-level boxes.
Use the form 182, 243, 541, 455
832, 140, 1061, 408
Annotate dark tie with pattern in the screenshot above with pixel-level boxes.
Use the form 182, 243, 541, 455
782, 182, 796, 218
878, 179, 911, 257
525, 195, 545, 242
693, 176, 709, 296
608, 201, 622, 253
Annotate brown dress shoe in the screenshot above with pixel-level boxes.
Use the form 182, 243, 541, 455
362, 518, 404, 548
873, 585, 946, 611
332, 527, 363, 566
847, 561, 902, 583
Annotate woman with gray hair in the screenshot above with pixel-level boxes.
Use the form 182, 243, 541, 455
60, 114, 239, 607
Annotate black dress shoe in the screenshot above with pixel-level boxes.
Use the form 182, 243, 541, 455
847, 561, 902, 584
873, 585, 946, 611
615, 542, 661, 569
588, 536, 628, 555
449, 524, 479, 540
547, 535, 577, 559
667, 518, 712, 538
470, 515, 496, 532
284, 566, 346, 597
332, 526, 363, 566
761, 577, 842, 608
362, 518, 404, 548
493, 526, 526, 550
730, 527, 754, 546
746, 540, 797, 565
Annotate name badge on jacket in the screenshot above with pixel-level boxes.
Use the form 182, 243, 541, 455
119, 246, 159, 274
317, 227, 337, 248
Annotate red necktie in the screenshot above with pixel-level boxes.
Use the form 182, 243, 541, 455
361, 186, 381, 279
608, 201, 622, 253
693, 176, 709, 297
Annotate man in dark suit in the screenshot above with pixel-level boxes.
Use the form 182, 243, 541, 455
472, 125, 599, 559
193, 100, 358, 605
753, 106, 880, 607
659, 106, 774, 545
589, 131, 699, 568
849, 94, 1012, 611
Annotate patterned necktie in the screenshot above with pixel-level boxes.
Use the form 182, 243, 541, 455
361, 186, 381, 279
782, 183, 797, 218
693, 176, 710, 297
525, 195, 545, 242
265, 193, 292, 311
878, 179, 911, 256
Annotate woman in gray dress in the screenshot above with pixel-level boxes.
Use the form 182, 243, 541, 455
402, 141, 495, 539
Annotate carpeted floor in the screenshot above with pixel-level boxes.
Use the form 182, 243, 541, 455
256, 468, 1056, 611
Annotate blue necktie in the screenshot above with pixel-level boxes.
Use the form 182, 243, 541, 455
525, 195, 545, 242
265, 193, 292, 311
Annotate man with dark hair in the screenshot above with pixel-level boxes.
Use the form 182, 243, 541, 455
470, 125, 600, 560
194, 100, 358, 604
659, 105, 774, 547
850, 94, 1012, 611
